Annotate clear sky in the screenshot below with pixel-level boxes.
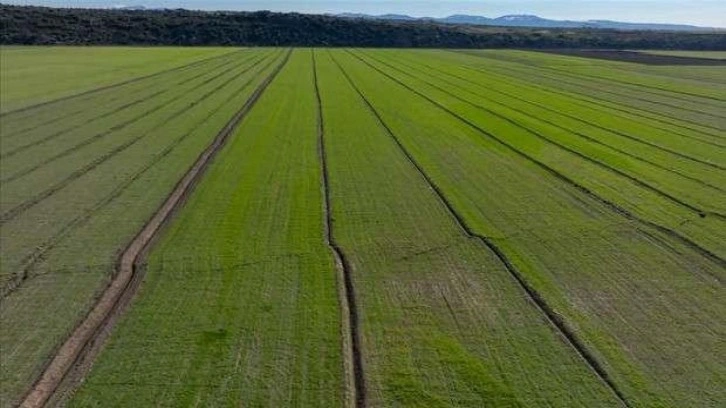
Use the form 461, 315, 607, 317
8, 1, 726, 27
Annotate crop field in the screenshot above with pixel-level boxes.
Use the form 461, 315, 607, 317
1, 47, 724, 407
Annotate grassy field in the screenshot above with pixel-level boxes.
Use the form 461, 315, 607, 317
0, 47, 284, 406
1, 48, 724, 407
0, 46, 238, 114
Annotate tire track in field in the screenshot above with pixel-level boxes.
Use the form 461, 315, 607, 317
0, 52, 280, 301
367, 53, 726, 193
0, 53, 274, 226
346, 51, 726, 277
1, 53, 262, 184
331, 51, 633, 408
18, 48, 292, 408
387, 53, 726, 169
354, 51, 726, 220
0, 48, 246, 118
464, 61, 726, 139
448, 51, 726, 139
1, 53, 247, 158
312, 49, 365, 408
1, 51, 244, 141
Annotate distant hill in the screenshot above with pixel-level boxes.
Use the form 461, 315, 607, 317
2, 4, 725, 49
336, 13, 717, 32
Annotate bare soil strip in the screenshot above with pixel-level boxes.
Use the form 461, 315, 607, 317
331, 51, 632, 408
312, 50, 366, 408
348, 51, 726, 275
0, 49, 246, 118
540, 49, 726, 66
18, 49, 292, 408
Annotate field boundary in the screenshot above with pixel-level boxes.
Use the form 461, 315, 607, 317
331, 51, 633, 408
18, 48, 292, 408
0, 48, 246, 117
312, 49, 366, 408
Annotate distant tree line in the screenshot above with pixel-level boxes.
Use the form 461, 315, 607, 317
2, 5, 725, 49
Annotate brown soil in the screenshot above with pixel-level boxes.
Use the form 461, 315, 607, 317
539, 49, 726, 65
18, 48, 292, 408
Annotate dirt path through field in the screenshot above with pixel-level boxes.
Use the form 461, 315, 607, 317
19, 48, 292, 408
312, 49, 364, 408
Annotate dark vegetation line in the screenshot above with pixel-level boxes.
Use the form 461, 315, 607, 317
450, 51, 726, 138
0, 53, 275, 226
312, 50, 367, 408
19, 48, 293, 408
0, 50, 283, 301
1, 52, 247, 156
0, 48, 245, 117
0, 53, 261, 185
391, 53, 726, 166
346, 50, 726, 276
357, 51, 725, 219
2, 51, 244, 142
535, 49, 726, 66
4, 5, 726, 49
370, 53, 726, 193
330, 51, 633, 408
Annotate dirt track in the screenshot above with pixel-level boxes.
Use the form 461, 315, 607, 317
312, 50, 365, 408
19, 48, 292, 408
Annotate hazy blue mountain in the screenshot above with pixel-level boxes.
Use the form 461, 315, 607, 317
336, 13, 713, 31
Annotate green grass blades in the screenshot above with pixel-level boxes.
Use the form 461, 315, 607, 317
69, 49, 344, 407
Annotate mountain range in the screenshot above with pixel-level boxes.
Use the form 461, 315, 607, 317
335, 13, 716, 32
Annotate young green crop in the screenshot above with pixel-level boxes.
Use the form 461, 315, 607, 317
337, 48, 726, 406
0, 46, 237, 113
69, 49, 344, 407
0, 48, 280, 405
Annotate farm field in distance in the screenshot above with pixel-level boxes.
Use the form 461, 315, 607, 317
1, 46, 724, 407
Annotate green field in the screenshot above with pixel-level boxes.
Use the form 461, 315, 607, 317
1, 48, 724, 407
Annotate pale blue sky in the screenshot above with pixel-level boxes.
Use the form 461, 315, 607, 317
8, 1, 726, 27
